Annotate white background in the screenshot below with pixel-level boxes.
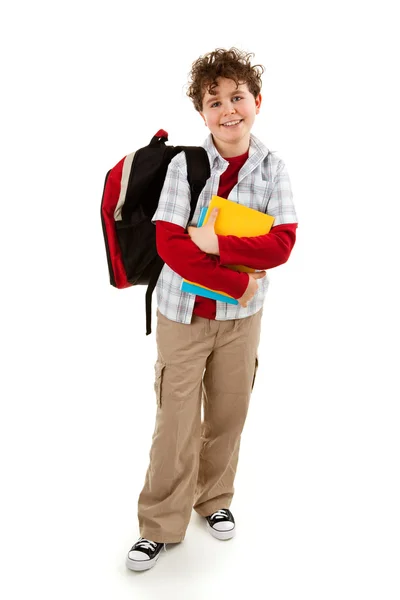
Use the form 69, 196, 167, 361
1, 1, 399, 598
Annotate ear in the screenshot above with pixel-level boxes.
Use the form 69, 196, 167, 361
255, 93, 262, 115
199, 111, 207, 126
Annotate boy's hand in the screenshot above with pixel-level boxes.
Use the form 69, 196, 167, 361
187, 208, 219, 255
237, 272, 266, 308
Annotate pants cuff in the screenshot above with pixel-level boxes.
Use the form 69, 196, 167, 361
139, 529, 185, 544
193, 502, 232, 518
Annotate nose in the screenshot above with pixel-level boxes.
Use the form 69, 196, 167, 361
223, 101, 236, 116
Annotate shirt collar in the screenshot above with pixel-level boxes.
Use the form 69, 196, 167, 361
202, 133, 270, 170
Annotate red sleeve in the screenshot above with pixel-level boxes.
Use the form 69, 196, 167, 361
218, 223, 298, 270
156, 221, 249, 299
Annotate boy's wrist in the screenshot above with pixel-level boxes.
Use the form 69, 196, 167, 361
211, 234, 220, 255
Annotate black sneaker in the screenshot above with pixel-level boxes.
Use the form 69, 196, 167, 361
205, 508, 236, 540
126, 537, 166, 571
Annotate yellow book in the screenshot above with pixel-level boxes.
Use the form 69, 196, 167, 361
181, 196, 275, 303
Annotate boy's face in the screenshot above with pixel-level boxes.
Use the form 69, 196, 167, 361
199, 77, 261, 157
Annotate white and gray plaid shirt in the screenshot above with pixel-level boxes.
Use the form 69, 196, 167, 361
151, 133, 298, 324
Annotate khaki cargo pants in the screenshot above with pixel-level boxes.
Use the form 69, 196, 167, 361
137, 307, 263, 543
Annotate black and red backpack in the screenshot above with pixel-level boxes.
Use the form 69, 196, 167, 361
100, 130, 210, 335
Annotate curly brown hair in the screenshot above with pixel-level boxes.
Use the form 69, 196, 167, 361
186, 47, 265, 112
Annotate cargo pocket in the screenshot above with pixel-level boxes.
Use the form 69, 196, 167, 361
251, 356, 259, 392
154, 360, 166, 408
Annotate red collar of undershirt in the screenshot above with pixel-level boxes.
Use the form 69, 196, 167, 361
222, 150, 249, 163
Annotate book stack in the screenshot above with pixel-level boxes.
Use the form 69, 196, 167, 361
181, 195, 275, 304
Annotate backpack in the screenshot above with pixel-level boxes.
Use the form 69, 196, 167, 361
100, 129, 210, 335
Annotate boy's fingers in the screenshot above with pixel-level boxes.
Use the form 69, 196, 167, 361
250, 271, 266, 278
207, 208, 219, 224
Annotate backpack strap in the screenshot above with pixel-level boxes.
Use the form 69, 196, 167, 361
145, 146, 210, 335
183, 147, 211, 224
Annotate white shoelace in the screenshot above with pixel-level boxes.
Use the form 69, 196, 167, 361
210, 509, 229, 520
136, 538, 158, 551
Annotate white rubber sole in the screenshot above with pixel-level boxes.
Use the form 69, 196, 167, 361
206, 521, 236, 540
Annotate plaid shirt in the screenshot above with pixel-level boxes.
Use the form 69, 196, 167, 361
151, 133, 298, 324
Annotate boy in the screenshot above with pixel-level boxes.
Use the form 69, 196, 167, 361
126, 48, 298, 571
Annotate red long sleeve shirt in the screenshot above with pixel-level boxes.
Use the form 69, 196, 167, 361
156, 150, 297, 319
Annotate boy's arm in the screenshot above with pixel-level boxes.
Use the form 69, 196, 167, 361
218, 159, 298, 270
156, 220, 249, 299
217, 223, 298, 270
150, 151, 248, 298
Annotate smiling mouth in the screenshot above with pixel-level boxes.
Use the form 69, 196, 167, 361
221, 119, 243, 127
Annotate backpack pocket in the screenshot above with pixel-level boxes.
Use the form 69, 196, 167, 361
115, 211, 157, 285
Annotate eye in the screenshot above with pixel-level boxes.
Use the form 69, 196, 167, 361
233, 96, 242, 102
211, 101, 221, 108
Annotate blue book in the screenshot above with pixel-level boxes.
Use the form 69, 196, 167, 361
181, 207, 239, 305
197, 206, 208, 227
